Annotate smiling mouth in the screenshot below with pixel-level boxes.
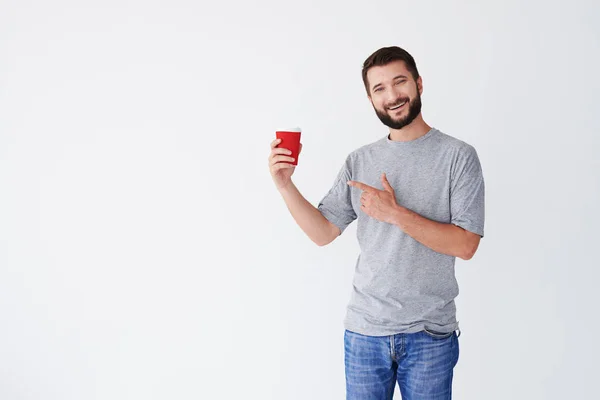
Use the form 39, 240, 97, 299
388, 100, 407, 111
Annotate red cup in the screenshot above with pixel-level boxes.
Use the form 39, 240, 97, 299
276, 128, 301, 166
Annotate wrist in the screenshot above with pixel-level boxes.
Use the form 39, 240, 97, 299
391, 204, 408, 229
278, 181, 296, 195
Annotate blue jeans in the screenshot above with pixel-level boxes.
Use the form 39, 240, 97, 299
344, 328, 460, 400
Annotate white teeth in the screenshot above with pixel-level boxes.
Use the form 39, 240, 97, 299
389, 101, 407, 110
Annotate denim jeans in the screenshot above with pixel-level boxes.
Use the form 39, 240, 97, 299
344, 328, 460, 400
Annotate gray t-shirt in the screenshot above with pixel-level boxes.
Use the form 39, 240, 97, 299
318, 127, 485, 336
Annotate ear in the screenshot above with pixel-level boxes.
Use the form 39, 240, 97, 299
417, 76, 423, 95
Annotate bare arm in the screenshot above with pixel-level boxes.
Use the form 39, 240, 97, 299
349, 175, 481, 260
391, 206, 481, 260
268, 138, 339, 246
278, 182, 340, 246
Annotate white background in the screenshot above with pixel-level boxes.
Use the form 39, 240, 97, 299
1, 0, 599, 399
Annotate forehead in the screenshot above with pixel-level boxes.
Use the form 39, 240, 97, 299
367, 60, 411, 87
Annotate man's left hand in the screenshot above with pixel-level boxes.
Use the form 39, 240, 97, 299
347, 173, 400, 224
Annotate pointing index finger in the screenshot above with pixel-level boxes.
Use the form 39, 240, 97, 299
347, 180, 376, 192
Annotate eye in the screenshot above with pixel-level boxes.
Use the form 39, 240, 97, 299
395, 80, 406, 85
374, 87, 383, 92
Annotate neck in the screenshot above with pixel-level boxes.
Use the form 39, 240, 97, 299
388, 114, 431, 142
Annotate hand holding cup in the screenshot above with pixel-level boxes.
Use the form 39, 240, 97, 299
268, 128, 303, 190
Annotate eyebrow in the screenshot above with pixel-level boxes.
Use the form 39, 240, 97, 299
372, 74, 409, 91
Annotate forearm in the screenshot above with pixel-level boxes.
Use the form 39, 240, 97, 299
278, 182, 338, 246
391, 205, 473, 260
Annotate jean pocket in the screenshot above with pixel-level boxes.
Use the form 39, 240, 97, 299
422, 327, 454, 339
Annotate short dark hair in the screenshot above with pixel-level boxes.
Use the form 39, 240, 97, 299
362, 46, 420, 95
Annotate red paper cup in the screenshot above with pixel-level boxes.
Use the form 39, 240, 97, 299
276, 128, 301, 166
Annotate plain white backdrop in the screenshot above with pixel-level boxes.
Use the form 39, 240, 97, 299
1, 0, 599, 399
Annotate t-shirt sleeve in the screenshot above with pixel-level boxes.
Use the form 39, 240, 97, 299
450, 145, 485, 237
317, 155, 357, 235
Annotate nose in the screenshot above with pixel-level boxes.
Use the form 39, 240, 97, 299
386, 87, 401, 104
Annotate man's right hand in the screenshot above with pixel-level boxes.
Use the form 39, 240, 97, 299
269, 139, 339, 246
268, 138, 302, 190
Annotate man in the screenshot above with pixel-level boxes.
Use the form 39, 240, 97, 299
268, 46, 485, 399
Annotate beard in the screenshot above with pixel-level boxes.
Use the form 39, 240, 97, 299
373, 91, 422, 130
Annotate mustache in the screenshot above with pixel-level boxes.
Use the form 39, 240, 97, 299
386, 97, 410, 109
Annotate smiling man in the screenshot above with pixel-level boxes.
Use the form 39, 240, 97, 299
268, 46, 485, 400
